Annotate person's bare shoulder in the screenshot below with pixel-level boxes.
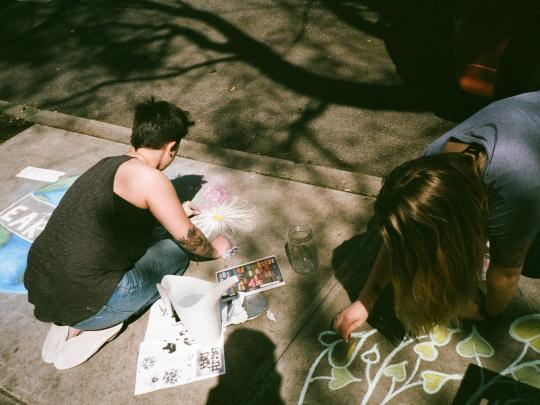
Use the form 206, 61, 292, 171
115, 158, 170, 208
119, 158, 167, 183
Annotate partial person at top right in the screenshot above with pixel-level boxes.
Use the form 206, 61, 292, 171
334, 90, 540, 341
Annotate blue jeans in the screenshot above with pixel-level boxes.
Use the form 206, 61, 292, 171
72, 239, 189, 330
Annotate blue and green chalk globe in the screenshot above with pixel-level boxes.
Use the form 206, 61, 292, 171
0, 176, 77, 294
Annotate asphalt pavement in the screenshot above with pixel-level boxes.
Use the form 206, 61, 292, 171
0, 0, 477, 178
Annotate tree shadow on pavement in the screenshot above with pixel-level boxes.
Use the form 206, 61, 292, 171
323, 0, 490, 121
0, 113, 31, 144
0, 0, 465, 177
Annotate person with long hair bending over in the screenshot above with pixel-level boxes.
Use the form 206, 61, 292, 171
334, 91, 540, 340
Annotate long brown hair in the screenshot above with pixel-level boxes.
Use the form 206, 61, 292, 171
375, 153, 488, 336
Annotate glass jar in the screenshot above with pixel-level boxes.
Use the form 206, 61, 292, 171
287, 225, 319, 274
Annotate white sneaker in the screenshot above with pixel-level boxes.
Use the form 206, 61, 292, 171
53, 323, 123, 370
42, 324, 69, 364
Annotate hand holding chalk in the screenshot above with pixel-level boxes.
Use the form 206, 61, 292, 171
333, 300, 369, 342
211, 234, 233, 259
182, 201, 201, 217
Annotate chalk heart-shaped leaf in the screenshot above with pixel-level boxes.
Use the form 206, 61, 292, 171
414, 342, 438, 361
361, 345, 380, 364
510, 314, 540, 353
328, 367, 358, 391
331, 339, 360, 367
456, 327, 494, 358
421, 371, 458, 394
319, 331, 342, 347
383, 361, 407, 382
430, 325, 455, 346
512, 365, 540, 389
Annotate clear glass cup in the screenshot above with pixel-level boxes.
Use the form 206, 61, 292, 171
287, 225, 319, 274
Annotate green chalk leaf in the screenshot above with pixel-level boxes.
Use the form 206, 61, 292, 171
512, 365, 540, 389
360, 345, 380, 364
328, 367, 359, 390
414, 342, 438, 361
421, 371, 460, 394
383, 361, 408, 382
456, 326, 494, 358
331, 339, 360, 367
509, 315, 540, 352
429, 325, 457, 346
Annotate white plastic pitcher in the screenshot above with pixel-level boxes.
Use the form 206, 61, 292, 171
157, 275, 238, 347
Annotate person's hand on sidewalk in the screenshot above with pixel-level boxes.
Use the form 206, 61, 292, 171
211, 235, 233, 259
333, 300, 369, 342
182, 201, 200, 217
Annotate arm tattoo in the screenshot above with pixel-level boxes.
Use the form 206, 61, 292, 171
176, 226, 216, 258
490, 241, 532, 268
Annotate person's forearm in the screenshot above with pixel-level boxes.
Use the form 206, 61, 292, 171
485, 263, 522, 315
358, 244, 391, 312
176, 225, 216, 258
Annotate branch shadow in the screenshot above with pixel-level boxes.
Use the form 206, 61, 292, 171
0, 0, 477, 178
1, 0, 447, 112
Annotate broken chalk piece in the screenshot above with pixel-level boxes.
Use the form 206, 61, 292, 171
16, 167, 65, 183
266, 309, 277, 322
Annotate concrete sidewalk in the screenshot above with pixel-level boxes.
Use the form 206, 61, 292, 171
0, 123, 373, 404
1, 123, 540, 405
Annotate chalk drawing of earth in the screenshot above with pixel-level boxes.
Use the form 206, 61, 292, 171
0, 176, 77, 294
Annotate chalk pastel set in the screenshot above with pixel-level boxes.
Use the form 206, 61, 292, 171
215, 255, 285, 301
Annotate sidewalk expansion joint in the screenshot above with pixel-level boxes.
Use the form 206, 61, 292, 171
0, 387, 28, 405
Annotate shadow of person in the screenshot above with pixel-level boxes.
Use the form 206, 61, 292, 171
170, 174, 206, 202
206, 329, 285, 405
331, 216, 406, 344
376, 0, 490, 120
331, 216, 381, 302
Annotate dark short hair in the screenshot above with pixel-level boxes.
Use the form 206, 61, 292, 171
131, 98, 194, 150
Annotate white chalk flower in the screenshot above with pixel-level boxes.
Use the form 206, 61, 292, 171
191, 198, 256, 239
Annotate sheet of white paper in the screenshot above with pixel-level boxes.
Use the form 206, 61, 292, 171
16, 166, 65, 183
135, 338, 225, 395
135, 299, 226, 395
